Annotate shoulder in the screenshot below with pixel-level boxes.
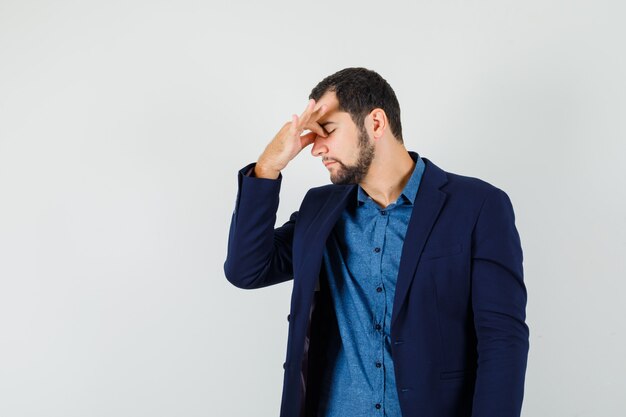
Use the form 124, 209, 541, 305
423, 157, 513, 206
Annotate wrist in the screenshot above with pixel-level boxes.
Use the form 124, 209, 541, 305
254, 163, 281, 179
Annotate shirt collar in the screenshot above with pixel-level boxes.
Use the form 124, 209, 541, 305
357, 151, 425, 207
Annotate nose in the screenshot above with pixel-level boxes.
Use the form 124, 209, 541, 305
310, 135, 329, 157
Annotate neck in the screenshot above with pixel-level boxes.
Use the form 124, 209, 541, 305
359, 143, 415, 209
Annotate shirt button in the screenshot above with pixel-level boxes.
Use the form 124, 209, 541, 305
375, 324, 382, 331
376, 286, 383, 293
376, 361, 382, 368
375, 403, 382, 410
380, 210, 387, 215
374, 247, 381, 253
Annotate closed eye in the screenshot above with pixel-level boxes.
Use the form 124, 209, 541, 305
321, 122, 336, 135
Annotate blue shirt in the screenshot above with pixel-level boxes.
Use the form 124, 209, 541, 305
318, 153, 426, 416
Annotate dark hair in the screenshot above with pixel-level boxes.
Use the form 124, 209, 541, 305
309, 67, 403, 143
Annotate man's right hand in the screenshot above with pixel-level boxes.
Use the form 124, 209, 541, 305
254, 99, 328, 179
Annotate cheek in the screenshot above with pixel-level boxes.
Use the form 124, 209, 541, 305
333, 133, 359, 155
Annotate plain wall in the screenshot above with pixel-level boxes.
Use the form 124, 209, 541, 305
1, 0, 624, 416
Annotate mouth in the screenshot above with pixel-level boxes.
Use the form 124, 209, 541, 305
323, 160, 337, 167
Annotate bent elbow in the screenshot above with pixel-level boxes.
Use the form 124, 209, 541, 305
223, 259, 266, 290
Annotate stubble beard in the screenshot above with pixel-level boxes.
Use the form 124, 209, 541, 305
329, 125, 375, 185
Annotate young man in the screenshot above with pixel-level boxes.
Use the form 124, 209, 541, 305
224, 67, 529, 417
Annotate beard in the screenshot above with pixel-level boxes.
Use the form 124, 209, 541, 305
329, 125, 375, 185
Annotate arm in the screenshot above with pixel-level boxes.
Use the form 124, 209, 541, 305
223, 162, 298, 289
223, 99, 329, 289
471, 187, 529, 417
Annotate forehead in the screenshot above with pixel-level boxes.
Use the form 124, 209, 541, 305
316, 90, 351, 124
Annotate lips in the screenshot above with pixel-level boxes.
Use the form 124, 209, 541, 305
323, 160, 337, 167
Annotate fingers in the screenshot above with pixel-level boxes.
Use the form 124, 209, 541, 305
298, 99, 328, 137
290, 99, 329, 138
314, 103, 327, 116
306, 121, 327, 137
297, 99, 315, 125
288, 114, 299, 136
300, 99, 327, 121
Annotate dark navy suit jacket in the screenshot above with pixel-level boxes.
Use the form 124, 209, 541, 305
224, 154, 529, 417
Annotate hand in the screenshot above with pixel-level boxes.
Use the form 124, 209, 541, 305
255, 99, 328, 178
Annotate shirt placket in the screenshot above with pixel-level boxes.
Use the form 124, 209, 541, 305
371, 205, 390, 413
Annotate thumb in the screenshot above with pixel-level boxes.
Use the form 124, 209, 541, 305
299, 131, 317, 149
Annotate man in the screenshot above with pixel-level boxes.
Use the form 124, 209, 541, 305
224, 67, 529, 417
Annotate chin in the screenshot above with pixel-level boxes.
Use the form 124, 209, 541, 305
330, 174, 357, 185
329, 174, 342, 185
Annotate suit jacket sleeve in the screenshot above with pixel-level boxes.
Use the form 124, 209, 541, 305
470, 187, 529, 417
223, 162, 298, 289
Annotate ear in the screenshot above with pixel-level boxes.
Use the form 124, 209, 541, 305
369, 108, 387, 140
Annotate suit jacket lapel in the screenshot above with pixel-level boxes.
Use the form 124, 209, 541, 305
391, 158, 448, 328
296, 185, 355, 294
294, 158, 448, 327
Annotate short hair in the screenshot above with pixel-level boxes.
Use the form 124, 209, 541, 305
309, 67, 403, 143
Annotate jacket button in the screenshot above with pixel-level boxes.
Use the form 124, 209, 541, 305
283, 362, 287, 369
287, 314, 290, 322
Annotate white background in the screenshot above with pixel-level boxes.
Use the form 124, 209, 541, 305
1, 1, 625, 416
